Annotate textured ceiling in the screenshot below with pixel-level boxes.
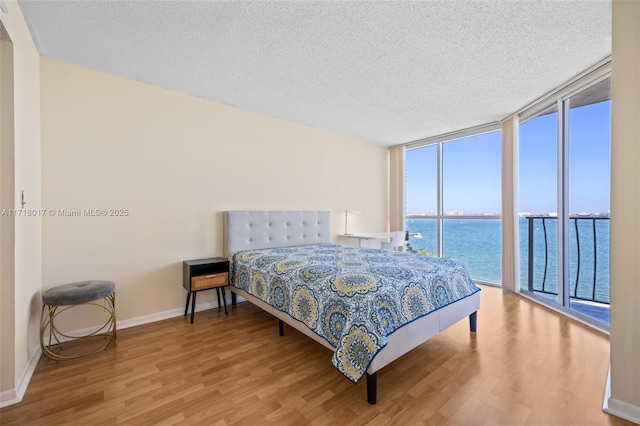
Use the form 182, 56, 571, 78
18, 1, 611, 146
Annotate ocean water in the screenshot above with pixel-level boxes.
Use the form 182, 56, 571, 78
406, 217, 610, 303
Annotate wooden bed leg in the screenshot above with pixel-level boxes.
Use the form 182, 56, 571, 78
231, 292, 237, 306
279, 319, 284, 336
366, 372, 377, 405
469, 311, 478, 332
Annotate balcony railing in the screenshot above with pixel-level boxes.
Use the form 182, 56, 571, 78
525, 215, 610, 305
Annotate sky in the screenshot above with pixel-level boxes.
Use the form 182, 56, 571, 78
406, 100, 611, 216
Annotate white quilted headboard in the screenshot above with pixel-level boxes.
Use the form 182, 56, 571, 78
224, 210, 331, 256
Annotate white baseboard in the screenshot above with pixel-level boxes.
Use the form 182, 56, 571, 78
603, 370, 640, 424
0, 296, 242, 408
0, 346, 41, 408
117, 300, 217, 330
119, 294, 246, 330
0, 389, 17, 408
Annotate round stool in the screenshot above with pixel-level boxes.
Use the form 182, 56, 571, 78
40, 280, 116, 361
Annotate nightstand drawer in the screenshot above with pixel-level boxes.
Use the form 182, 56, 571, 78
183, 257, 230, 322
192, 272, 228, 291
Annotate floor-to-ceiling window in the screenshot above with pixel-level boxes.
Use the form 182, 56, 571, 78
406, 130, 502, 285
519, 76, 611, 327
405, 144, 438, 255
519, 104, 559, 301
403, 62, 611, 329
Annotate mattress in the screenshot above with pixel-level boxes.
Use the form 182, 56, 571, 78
230, 243, 481, 382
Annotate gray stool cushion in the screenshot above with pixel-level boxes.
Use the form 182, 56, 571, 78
42, 280, 115, 306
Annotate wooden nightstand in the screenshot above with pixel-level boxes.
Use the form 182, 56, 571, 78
183, 257, 229, 323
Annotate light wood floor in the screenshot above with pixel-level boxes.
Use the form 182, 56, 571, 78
0, 285, 632, 425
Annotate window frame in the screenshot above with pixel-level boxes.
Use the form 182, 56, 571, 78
518, 68, 611, 329
406, 127, 503, 286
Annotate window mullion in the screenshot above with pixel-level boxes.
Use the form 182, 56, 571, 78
437, 142, 443, 257
557, 98, 571, 307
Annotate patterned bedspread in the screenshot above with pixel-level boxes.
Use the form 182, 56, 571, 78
230, 243, 480, 382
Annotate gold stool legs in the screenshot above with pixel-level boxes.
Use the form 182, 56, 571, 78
40, 293, 116, 361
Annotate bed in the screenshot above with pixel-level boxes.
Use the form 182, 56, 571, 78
224, 210, 480, 404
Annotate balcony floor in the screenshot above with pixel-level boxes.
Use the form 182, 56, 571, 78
570, 299, 610, 325
529, 291, 610, 326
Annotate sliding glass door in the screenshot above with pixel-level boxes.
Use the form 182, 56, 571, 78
519, 77, 611, 326
567, 78, 611, 323
519, 104, 559, 302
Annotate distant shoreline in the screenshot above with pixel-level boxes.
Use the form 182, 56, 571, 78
405, 217, 611, 304
406, 213, 610, 218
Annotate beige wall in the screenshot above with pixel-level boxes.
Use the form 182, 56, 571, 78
0, 0, 42, 401
0, 30, 15, 395
609, 0, 640, 417
40, 57, 388, 327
